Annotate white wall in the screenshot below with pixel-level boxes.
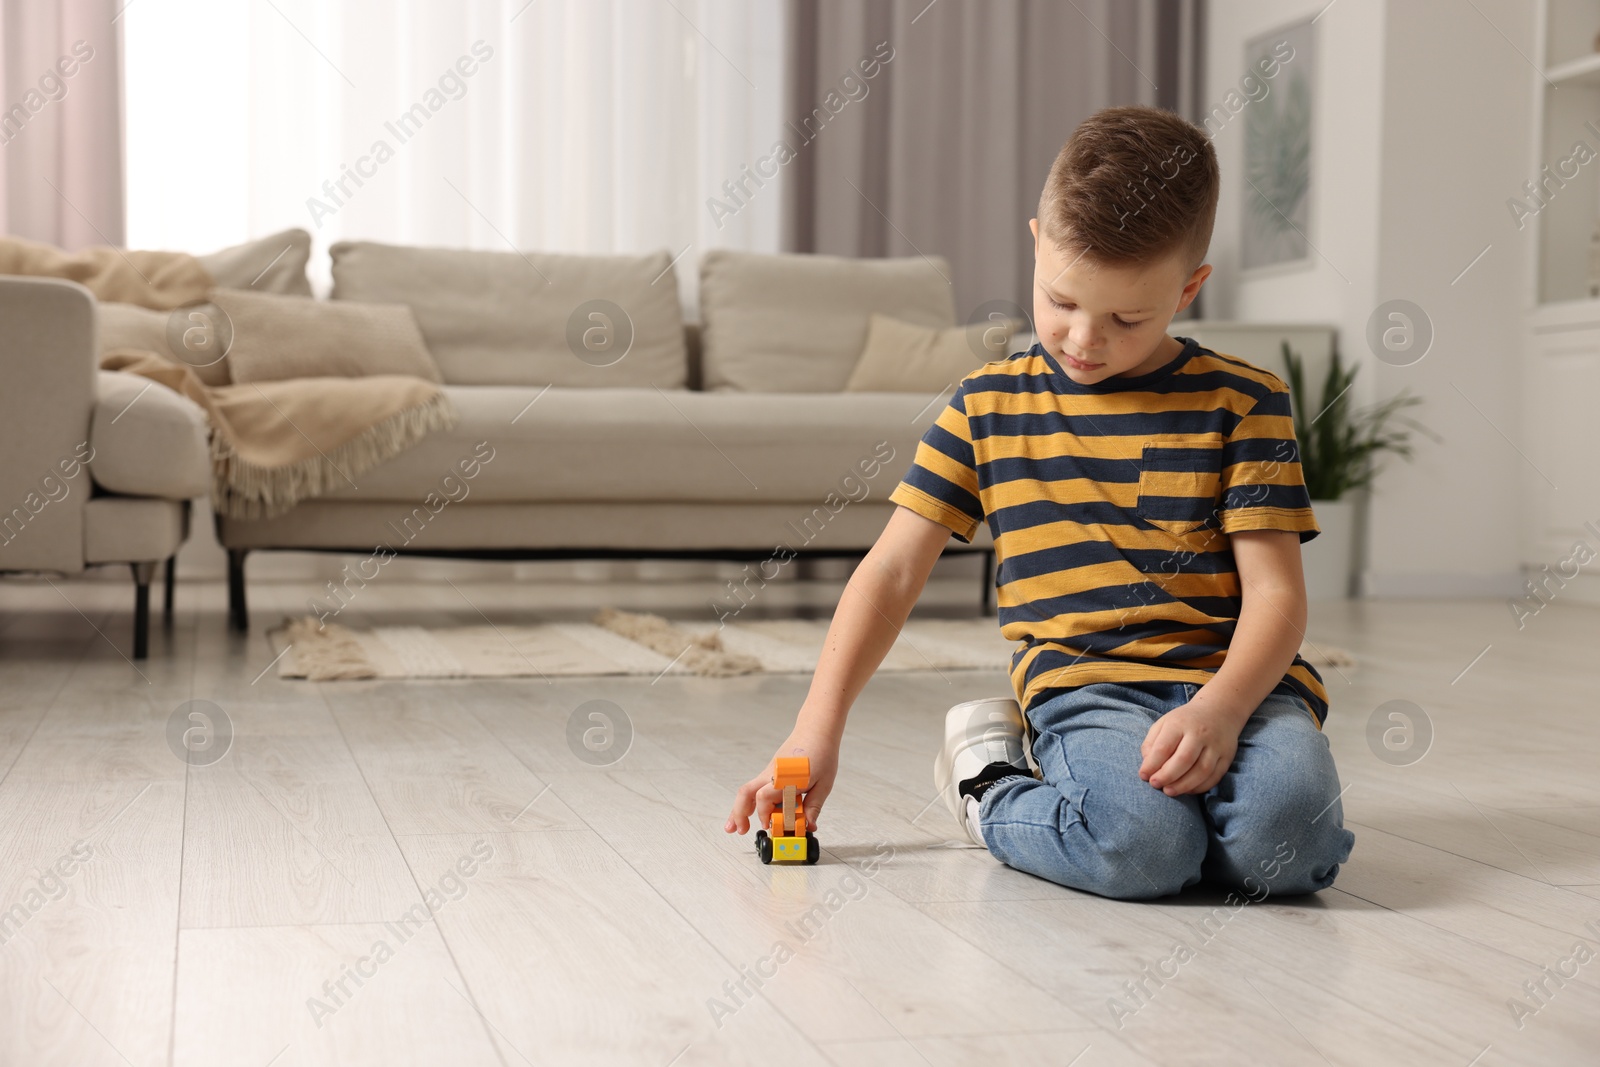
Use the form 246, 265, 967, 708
1366, 0, 1531, 596
1203, 1, 1386, 348
1203, 0, 1531, 597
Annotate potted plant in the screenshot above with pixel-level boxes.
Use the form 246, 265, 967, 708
1281, 340, 1438, 599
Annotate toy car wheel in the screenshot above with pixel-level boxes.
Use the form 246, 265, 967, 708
756, 830, 773, 864
805, 832, 819, 865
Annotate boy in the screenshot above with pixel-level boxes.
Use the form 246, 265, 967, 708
723, 105, 1354, 900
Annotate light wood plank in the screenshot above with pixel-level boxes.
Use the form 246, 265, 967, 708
0, 779, 183, 1067
1340, 776, 1600, 886
1214, 888, 1600, 1063
397, 828, 832, 1066
914, 894, 1336, 1066
819, 1032, 1153, 1067
172, 924, 502, 1067
539, 767, 1087, 1043
178, 714, 425, 928
1333, 825, 1600, 968
328, 682, 586, 836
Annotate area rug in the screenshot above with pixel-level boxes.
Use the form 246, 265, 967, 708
267, 609, 1356, 681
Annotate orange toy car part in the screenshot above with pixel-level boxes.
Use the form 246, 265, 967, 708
769, 756, 810, 837
755, 756, 820, 864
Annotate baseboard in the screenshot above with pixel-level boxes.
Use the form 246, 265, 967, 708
1504, 568, 1600, 608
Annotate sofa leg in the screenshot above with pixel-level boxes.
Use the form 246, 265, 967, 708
163, 555, 176, 627
130, 560, 157, 659
980, 550, 995, 616
227, 548, 249, 633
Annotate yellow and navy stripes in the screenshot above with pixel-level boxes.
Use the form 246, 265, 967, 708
889, 338, 1329, 725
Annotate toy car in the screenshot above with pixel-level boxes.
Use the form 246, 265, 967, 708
755, 756, 820, 864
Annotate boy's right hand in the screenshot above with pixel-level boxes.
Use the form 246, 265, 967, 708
724, 733, 838, 836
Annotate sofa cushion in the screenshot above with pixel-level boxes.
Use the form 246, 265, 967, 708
99, 301, 232, 387
198, 229, 313, 297
699, 250, 956, 392
320, 386, 938, 505
209, 289, 442, 383
844, 313, 1011, 393
328, 240, 687, 389
216, 498, 973, 554
90, 370, 211, 499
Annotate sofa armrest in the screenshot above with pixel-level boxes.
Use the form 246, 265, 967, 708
0, 277, 96, 574
91, 370, 211, 500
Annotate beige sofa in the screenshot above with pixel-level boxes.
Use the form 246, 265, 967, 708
216, 243, 998, 631
0, 277, 212, 657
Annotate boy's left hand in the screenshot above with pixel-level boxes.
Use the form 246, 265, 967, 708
1139, 703, 1241, 796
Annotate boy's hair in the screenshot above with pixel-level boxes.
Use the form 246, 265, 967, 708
1037, 104, 1219, 274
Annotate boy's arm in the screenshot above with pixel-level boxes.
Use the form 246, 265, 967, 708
1139, 529, 1309, 796
724, 505, 954, 835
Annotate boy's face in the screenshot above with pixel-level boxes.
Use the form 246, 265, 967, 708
1029, 218, 1211, 384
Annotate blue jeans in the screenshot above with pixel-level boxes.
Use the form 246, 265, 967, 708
980, 681, 1355, 900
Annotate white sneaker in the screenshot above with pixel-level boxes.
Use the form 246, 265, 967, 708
962, 796, 986, 848
934, 697, 1033, 847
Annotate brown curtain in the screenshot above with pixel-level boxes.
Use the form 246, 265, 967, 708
0, 0, 125, 250
783, 0, 1205, 323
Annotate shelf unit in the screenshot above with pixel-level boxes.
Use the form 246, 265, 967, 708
1536, 2, 1600, 306
1522, 2, 1600, 602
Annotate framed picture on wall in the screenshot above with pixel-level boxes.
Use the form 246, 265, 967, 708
1241, 16, 1316, 272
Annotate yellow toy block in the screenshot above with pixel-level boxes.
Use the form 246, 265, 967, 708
771, 835, 808, 862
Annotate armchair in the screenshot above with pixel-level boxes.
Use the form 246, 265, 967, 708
0, 277, 210, 657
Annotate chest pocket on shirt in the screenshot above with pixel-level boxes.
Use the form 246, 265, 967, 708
1136, 439, 1223, 537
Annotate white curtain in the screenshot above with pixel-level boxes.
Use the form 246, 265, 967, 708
0, 0, 125, 249
123, 0, 785, 312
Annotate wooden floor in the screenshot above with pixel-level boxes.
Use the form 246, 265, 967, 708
0, 574, 1597, 1066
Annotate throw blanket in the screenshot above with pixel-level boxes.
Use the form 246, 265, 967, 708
102, 350, 456, 520
3, 236, 456, 520
0, 234, 212, 309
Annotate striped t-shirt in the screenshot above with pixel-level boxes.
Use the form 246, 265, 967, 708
888, 337, 1329, 726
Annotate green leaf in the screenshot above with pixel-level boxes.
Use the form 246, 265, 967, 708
1279, 339, 1438, 500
